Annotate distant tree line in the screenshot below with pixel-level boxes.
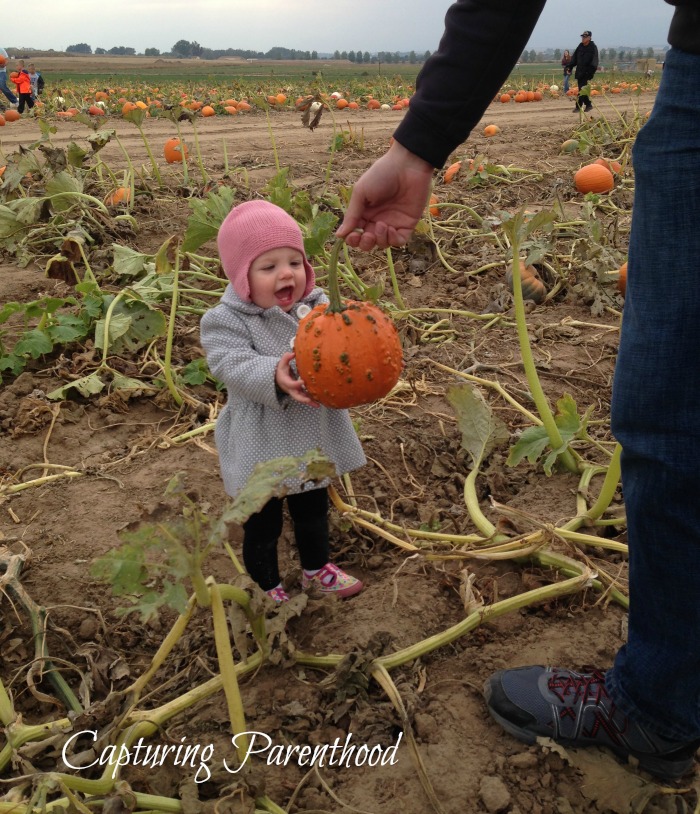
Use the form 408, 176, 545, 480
520, 45, 658, 64
65, 40, 432, 63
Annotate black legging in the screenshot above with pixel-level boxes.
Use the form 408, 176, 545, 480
575, 72, 594, 108
242, 488, 329, 591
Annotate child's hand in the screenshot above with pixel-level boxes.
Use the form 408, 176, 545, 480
276, 352, 319, 407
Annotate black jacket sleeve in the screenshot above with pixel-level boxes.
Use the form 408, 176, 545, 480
392, 0, 547, 168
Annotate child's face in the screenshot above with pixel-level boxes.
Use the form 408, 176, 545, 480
248, 247, 307, 311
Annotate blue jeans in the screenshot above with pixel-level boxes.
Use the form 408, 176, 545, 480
608, 47, 700, 742
562, 71, 570, 93
0, 71, 17, 104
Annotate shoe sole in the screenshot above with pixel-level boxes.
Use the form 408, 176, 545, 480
485, 702, 695, 780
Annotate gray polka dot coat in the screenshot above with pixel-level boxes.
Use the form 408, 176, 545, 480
200, 285, 367, 497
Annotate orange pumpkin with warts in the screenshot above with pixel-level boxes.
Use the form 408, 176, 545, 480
294, 241, 403, 408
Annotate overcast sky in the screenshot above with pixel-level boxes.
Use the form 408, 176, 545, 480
11, 0, 674, 55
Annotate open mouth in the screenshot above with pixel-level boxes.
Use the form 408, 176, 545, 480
276, 285, 294, 304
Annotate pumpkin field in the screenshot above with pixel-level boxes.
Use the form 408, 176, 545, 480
2, 60, 694, 814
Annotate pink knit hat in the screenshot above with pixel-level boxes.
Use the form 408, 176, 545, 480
217, 200, 315, 302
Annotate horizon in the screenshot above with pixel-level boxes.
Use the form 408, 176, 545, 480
0, 1, 674, 57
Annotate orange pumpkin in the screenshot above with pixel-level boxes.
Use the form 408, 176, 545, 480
593, 157, 622, 174
4, 109, 20, 122
443, 160, 462, 184
336, 98, 349, 109
574, 163, 615, 194
499, 93, 511, 103
201, 105, 216, 117
367, 99, 381, 110
0, 114, 5, 127
105, 186, 131, 206
483, 124, 500, 137
294, 241, 403, 408
122, 101, 138, 116
617, 261, 628, 296
163, 137, 188, 163
428, 193, 440, 217
88, 105, 105, 116
506, 261, 547, 304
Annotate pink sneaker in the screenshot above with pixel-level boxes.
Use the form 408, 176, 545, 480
265, 586, 290, 603
302, 563, 363, 598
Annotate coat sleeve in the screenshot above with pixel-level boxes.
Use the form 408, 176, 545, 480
200, 306, 288, 411
568, 45, 579, 70
392, 0, 547, 168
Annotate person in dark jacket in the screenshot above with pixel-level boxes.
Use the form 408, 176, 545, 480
568, 30, 599, 111
338, 0, 700, 781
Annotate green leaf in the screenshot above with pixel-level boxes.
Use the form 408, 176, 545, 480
25, 297, 71, 318
221, 450, 337, 527
304, 211, 337, 258
263, 168, 293, 213
66, 141, 88, 168
122, 108, 147, 127
47, 321, 86, 344
181, 186, 236, 253
181, 358, 211, 385
0, 353, 25, 376
47, 371, 105, 400
447, 384, 509, 469
13, 329, 53, 359
93, 127, 118, 148
13, 197, 44, 226
507, 393, 584, 475
0, 301, 29, 324
111, 372, 157, 393
90, 544, 148, 597
94, 312, 132, 350
95, 297, 167, 354
0, 204, 20, 238
46, 171, 83, 212
112, 244, 154, 278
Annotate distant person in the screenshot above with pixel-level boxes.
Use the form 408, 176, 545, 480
27, 63, 44, 100
567, 30, 599, 112
10, 62, 34, 115
0, 47, 18, 108
561, 49, 572, 93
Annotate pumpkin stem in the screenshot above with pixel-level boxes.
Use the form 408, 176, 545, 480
326, 237, 347, 314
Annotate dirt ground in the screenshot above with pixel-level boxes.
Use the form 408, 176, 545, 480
3, 90, 697, 814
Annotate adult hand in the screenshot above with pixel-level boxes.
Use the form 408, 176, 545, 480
336, 140, 435, 251
275, 352, 319, 407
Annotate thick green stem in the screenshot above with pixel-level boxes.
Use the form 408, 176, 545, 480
0, 677, 15, 726
510, 243, 579, 473
210, 582, 249, 760
100, 290, 127, 368
125, 595, 197, 699
162, 248, 184, 407
325, 238, 345, 312
386, 248, 407, 309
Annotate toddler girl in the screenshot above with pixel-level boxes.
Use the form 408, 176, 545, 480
200, 200, 366, 602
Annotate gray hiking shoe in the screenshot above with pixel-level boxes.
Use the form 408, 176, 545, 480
484, 666, 699, 779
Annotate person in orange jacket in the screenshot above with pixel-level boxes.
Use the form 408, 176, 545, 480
10, 61, 34, 114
